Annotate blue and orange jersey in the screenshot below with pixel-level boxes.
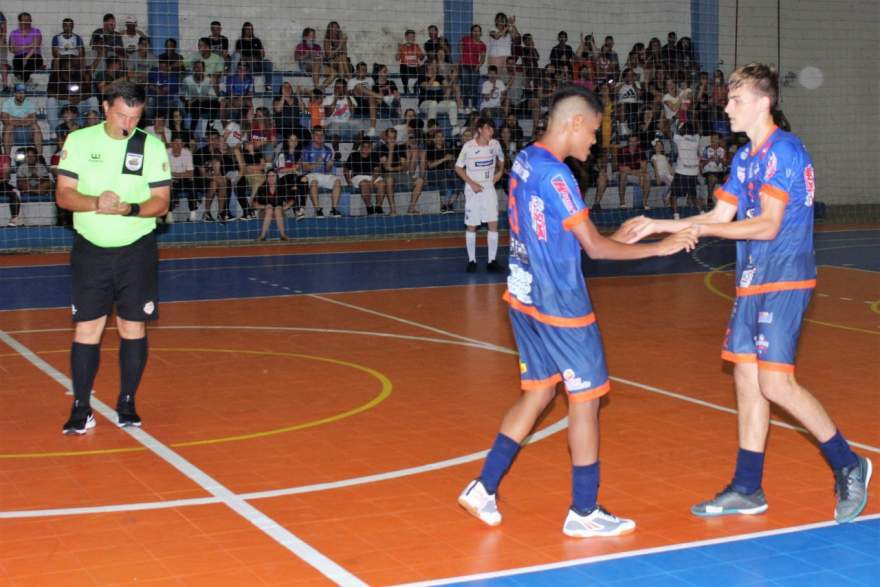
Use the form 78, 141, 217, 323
716, 127, 817, 296
503, 143, 595, 328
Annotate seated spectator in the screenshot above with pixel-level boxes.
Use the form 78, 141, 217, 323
295, 28, 324, 89
233, 22, 274, 93
548, 31, 573, 77
254, 169, 291, 240
93, 56, 126, 95
418, 60, 459, 133
166, 134, 198, 222
148, 57, 183, 119
397, 29, 424, 95
181, 60, 220, 133
120, 15, 144, 59
9, 12, 43, 85
0, 145, 20, 226
300, 126, 342, 217
274, 133, 307, 219
487, 12, 519, 69
127, 36, 157, 84
616, 135, 651, 209
347, 62, 383, 137
51, 18, 85, 67
344, 139, 386, 215
373, 64, 401, 119
323, 21, 350, 80
378, 126, 424, 215
700, 132, 727, 207
89, 13, 124, 70
194, 130, 234, 222
224, 62, 254, 117
187, 37, 225, 79
158, 38, 185, 74
425, 129, 457, 213
434, 46, 461, 109
479, 65, 506, 119
146, 111, 172, 144
168, 109, 195, 152
250, 107, 277, 163
46, 56, 96, 134
54, 105, 80, 141
322, 79, 358, 138
232, 140, 262, 219
1, 84, 42, 155
16, 146, 51, 198
207, 21, 230, 64
83, 110, 101, 127
650, 138, 673, 209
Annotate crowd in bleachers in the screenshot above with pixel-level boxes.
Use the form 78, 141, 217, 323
0, 10, 744, 230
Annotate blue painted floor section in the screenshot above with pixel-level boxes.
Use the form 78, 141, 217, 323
445, 517, 879, 587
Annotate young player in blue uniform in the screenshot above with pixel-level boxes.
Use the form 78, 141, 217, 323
623, 63, 871, 523
458, 85, 698, 537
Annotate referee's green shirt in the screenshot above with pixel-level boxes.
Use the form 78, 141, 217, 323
57, 124, 172, 248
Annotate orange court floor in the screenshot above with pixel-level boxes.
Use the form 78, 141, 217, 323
0, 229, 878, 586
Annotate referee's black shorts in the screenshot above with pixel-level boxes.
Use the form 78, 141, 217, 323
70, 232, 159, 323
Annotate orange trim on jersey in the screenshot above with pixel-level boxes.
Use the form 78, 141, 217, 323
736, 279, 816, 297
521, 374, 562, 390
760, 184, 789, 204
562, 208, 589, 231
533, 141, 564, 161
503, 291, 598, 328
758, 360, 795, 374
749, 125, 779, 156
721, 350, 757, 364
715, 187, 738, 206
567, 381, 611, 403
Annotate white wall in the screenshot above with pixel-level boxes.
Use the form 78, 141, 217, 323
718, 0, 878, 204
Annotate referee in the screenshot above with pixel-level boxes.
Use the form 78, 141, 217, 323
55, 80, 171, 434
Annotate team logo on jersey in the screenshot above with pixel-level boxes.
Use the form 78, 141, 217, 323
474, 159, 494, 168
562, 368, 591, 392
754, 334, 769, 355
519, 362, 528, 374
804, 164, 815, 206
764, 152, 777, 181
125, 153, 144, 172
143, 301, 155, 315
512, 157, 530, 181
737, 165, 745, 182
748, 161, 760, 180
529, 196, 547, 241
507, 265, 534, 304
90, 153, 102, 161
758, 311, 773, 324
550, 175, 577, 214
740, 150, 748, 160
739, 267, 756, 288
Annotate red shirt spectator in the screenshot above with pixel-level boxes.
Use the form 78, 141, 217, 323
460, 34, 486, 67
618, 139, 646, 172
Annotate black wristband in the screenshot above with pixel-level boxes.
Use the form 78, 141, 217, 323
125, 203, 141, 217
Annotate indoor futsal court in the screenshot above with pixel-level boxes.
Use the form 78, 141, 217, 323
0, 229, 877, 586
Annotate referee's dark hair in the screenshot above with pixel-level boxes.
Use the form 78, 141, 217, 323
549, 85, 603, 117
103, 80, 146, 108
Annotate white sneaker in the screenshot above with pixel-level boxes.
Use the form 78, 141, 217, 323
165, 212, 175, 224
458, 479, 501, 526
7, 216, 20, 227
673, 212, 680, 220
563, 506, 635, 538
188, 210, 198, 222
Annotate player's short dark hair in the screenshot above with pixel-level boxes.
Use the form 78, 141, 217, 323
103, 80, 146, 108
103, 13, 115, 23
476, 115, 495, 130
211, 20, 221, 27
728, 62, 779, 109
549, 85, 603, 117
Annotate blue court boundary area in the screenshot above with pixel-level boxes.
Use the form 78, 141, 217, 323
438, 516, 879, 587
1, 230, 877, 312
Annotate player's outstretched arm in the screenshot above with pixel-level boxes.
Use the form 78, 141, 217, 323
572, 214, 698, 260
619, 199, 738, 243
697, 193, 785, 241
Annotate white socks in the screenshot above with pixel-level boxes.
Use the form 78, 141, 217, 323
488, 231, 498, 262
466, 230, 477, 262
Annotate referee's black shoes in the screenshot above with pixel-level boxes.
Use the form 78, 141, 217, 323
62, 400, 96, 435
117, 394, 142, 428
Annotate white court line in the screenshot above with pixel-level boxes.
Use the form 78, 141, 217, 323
0, 329, 365, 587
397, 514, 880, 586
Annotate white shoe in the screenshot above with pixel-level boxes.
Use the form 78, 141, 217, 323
673, 212, 680, 220
458, 479, 501, 526
562, 506, 635, 538
7, 216, 20, 227
165, 212, 175, 224
188, 210, 198, 222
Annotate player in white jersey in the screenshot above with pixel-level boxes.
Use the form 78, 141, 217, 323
455, 116, 506, 272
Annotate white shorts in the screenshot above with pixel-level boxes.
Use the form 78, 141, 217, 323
352, 175, 384, 187
307, 173, 341, 190
464, 184, 499, 226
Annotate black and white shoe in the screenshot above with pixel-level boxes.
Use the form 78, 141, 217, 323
116, 394, 142, 428
62, 401, 96, 435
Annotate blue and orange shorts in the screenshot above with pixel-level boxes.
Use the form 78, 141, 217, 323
508, 308, 610, 402
721, 288, 813, 373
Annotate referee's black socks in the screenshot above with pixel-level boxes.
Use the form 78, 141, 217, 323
119, 337, 148, 402
71, 342, 101, 408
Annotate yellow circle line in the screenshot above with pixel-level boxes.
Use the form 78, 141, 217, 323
704, 265, 879, 336
0, 348, 392, 458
